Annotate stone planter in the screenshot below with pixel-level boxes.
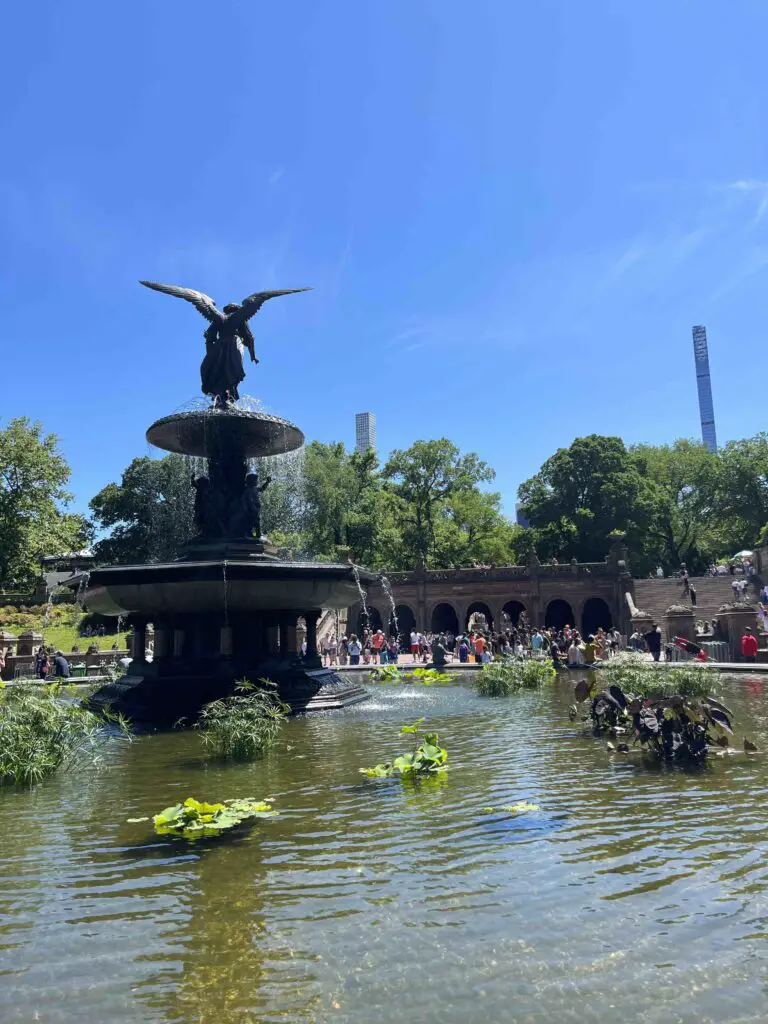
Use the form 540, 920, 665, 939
17, 630, 44, 656
664, 606, 696, 644
630, 612, 654, 638
0, 630, 18, 655
715, 604, 759, 662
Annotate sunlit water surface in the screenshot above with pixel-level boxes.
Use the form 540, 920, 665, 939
3, 675, 768, 1023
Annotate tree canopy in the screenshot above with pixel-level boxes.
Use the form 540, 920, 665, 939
517, 435, 657, 566
89, 454, 195, 564
43, 422, 768, 576
0, 417, 90, 587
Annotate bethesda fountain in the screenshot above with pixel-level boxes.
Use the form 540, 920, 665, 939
85, 280, 377, 723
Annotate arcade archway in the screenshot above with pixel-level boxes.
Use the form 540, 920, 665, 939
359, 606, 383, 634
394, 604, 416, 643
431, 603, 459, 635
466, 602, 494, 631
501, 600, 526, 627
545, 598, 575, 631
581, 597, 613, 637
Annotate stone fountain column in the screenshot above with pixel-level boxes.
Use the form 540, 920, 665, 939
304, 610, 322, 669
279, 614, 297, 660
131, 620, 147, 662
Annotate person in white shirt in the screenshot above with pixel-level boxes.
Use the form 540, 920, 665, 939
410, 630, 420, 660
348, 635, 362, 665
567, 641, 584, 667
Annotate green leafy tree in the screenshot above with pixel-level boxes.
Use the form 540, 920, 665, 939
517, 435, 657, 567
630, 440, 720, 573
299, 442, 400, 566
713, 433, 768, 550
0, 417, 89, 587
433, 488, 522, 567
383, 439, 496, 566
90, 454, 195, 564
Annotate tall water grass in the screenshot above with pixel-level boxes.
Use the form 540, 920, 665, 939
195, 680, 289, 760
475, 657, 557, 697
595, 652, 716, 697
0, 682, 130, 785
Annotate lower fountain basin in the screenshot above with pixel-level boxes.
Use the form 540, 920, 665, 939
85, 559, 377, 617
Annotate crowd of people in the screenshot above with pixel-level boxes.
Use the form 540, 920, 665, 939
318, 617, 634, 669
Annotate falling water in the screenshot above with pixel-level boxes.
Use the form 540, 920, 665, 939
116, 615, 123, 650
351, 563, 369, 623
222, 559, 229, 627
42, 584, 55, 633
75, 571, 91, 610
380, 576, 399, 635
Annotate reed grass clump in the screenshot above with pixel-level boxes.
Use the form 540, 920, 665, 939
195, 679, 289, 761
0, 682, 130, 785
475, 657, 557, 697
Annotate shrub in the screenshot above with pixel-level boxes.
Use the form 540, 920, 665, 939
194, 679, 289, 761
0, 681, 130, 785
475, 657, 556, 697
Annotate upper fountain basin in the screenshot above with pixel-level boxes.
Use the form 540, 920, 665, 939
84, 560, 379, 617
146, 408, 305, 459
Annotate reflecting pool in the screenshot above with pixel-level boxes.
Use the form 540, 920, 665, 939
2, 675, 768, 1022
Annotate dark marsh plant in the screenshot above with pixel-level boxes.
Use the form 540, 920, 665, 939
195, 679, 289, 761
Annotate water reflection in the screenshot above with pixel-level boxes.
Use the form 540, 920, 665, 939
1, 678, 768, 1022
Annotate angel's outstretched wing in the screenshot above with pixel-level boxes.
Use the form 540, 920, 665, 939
139, 280, 221, 323
233, 287, 311, 325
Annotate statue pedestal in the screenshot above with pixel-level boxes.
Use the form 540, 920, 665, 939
177, 538, 280, 562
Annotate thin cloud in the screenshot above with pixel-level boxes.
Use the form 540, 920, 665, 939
727, 179, 768, 224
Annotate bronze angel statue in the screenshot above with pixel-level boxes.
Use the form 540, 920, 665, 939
140, 280, 310, 405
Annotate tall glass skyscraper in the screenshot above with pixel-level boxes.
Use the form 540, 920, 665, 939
355, 412, 377, 455
691, 326, 718, 452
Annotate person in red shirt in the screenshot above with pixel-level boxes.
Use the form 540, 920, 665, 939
741, 627, 758, 663
474, 634, 486, 663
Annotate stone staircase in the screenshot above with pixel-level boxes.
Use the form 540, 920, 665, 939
632, 577, 756, 638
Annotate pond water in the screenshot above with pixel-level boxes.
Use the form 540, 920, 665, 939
3, 675, 768, 1023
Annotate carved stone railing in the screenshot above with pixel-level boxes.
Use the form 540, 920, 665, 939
371, 561, 616, 587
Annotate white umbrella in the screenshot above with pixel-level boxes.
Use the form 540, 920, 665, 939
732, 550, 753, 560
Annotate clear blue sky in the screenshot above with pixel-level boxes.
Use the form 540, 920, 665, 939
2, 0, 766, 517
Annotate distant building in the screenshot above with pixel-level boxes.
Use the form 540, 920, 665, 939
691, 326, 718, 452
515, 503, 530, 529
355, 412, 377, 455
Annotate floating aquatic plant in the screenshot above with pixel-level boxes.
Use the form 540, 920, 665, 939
368, 665, 452, 685
368, 664, 407, 683
129, 796, 278, 840
593, 652, 714, 698
409, 667, 452, 685
360, 718, 448, 779
482, 801, 540, 814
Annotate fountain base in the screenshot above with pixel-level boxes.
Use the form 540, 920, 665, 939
88, 663, 369, 726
